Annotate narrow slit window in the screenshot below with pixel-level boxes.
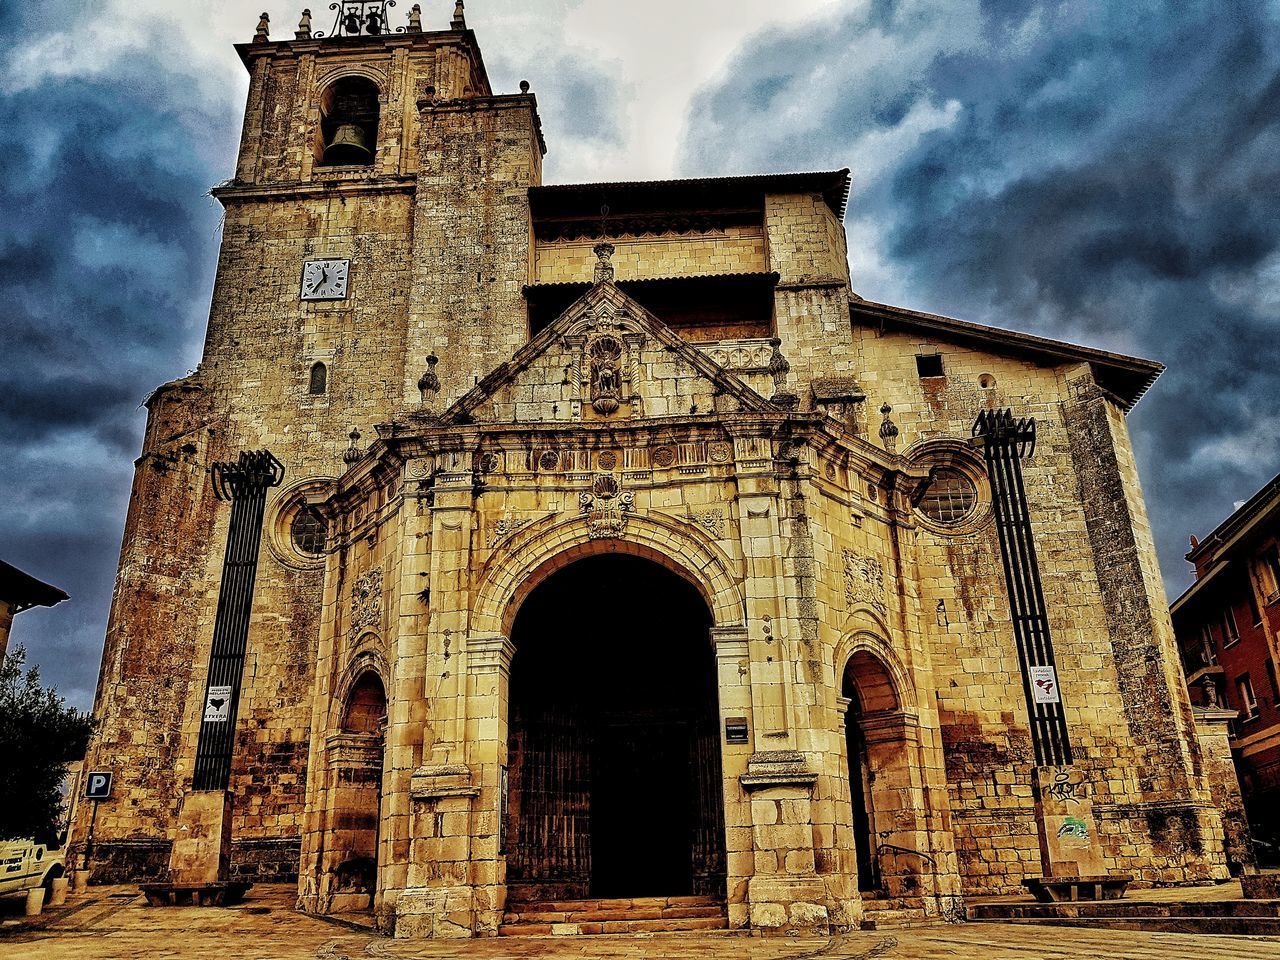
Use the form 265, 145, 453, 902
309, 362, 328, 395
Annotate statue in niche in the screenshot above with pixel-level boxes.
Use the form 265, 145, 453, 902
589, 334, 623, 415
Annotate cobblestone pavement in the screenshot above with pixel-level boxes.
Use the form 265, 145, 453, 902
3, 885, 1279, 960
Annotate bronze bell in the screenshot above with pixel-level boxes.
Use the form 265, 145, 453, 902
323, 123, 372, 165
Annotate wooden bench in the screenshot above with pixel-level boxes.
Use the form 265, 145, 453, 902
1023, 875, 1131, 903
139, 881, 252, 907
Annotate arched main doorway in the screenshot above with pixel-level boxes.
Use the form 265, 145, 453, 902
504, 553, 726, 902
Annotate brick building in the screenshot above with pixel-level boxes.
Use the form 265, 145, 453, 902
73, 2, 1231, 938
1172, 473, 1280, 864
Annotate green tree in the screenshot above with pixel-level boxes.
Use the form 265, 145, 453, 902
0, 646, 93, 846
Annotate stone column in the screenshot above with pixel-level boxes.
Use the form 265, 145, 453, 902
741, 753, 830, 935
396, 443, 482, 938
465, 633, 516, 935
713, 625, 754, 929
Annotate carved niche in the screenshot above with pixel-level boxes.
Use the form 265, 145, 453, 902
565, 307, 645, 419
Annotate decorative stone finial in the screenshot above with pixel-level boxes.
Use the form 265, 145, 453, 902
593, 242, 616, 284
451, 0, 467, 30
879, 403, 899, 452
254, 12, 271, 42
296, 9, 312, 39
766, 337, 798, 409
768, 338, 790, 390
418, 353, 441, 403
520, 79, 531, 94
343, 427, 364, 466
407, 3, 423, 32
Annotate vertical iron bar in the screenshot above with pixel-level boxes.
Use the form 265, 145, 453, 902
192, 450, 284, 791
973, 411, 1072, 766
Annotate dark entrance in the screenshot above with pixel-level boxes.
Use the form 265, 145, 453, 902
505, 553, 726, 901
844, 698, 880, 893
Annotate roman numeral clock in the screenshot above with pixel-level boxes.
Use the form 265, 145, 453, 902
300, 258, 350, 301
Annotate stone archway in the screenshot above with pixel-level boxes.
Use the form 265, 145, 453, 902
326, 670, 387, 913
502, 552, 727, 903
839, 645, 925, 901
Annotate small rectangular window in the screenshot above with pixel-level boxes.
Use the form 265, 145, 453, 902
1222, 606, 1240, 647
1237, 673, 1258, 721
1267, 660, 1280, 702
916, 354, 945, 378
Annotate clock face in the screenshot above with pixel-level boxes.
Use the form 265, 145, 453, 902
300, 259, 350, 301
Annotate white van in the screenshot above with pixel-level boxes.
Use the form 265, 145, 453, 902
0, 841, 66, 900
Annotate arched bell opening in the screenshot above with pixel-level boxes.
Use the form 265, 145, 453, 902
503, 552, 727, 904
841, 650, 924, 900
316, 76, 380, 167
325, 670, 387, 914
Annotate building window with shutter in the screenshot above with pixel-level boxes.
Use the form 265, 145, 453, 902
1237, 673, 1259, 722
1200, 625, 1218, 667
1222, 606, 1241, 648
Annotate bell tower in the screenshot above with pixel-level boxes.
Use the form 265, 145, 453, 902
70, 3, 546, 893
204, 1, 545, 426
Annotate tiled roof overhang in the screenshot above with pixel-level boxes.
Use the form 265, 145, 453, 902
529, 170, 852, 224
0, 561, 69, 612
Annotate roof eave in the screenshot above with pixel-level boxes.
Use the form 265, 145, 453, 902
850, 299, 1164, 412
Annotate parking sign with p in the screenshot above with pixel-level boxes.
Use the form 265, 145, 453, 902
85, 771, 113, 800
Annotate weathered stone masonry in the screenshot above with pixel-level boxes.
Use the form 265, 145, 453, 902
74, 3, 1229, 936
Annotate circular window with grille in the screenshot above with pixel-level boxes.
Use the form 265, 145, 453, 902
291, 507, 328, 556
268, 478, 336, 571
917, 468, 978, 525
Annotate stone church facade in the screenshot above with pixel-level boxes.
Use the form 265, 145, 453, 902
74, 2, 1230, 938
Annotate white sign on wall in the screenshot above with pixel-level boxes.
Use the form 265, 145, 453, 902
204, 685, 233, 723
1030, 666, 1061, 704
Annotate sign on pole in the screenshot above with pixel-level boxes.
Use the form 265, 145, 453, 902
84, 771, 113, 800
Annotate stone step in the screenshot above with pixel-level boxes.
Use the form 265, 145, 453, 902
862, 896, 924, 912
498, 914, 729, 937
968, 899, 1280, 921
972, 915, 1280, 936
499, 894, 728, 937
859, 909, 936, 929
503, 904, 726, 924
506, 894, 719, 914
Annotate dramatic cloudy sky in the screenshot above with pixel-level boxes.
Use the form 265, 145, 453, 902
2, 0, 1278, 709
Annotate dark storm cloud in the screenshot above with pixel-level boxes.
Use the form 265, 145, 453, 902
680, 0, 1280, 594
487, 48, 630, 152
0, 9, 238, 707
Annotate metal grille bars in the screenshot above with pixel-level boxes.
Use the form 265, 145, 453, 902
192, 450, 285, 792
972, 409, 1073, 766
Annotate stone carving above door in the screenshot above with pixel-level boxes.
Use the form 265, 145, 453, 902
579, 474, 635, 539
564, 306, 646, 420
588, 333, 624, 415
350, 568, 384, 638
842, 550, 887, 616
